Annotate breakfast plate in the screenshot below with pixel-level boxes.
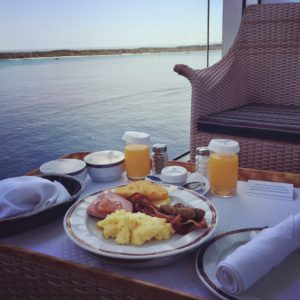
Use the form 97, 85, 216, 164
195, 228, 300, 300
64, 184, 217, 260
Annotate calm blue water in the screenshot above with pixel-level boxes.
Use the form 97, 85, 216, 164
0, 50, 221, 179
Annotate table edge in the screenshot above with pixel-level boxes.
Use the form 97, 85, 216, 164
26, 152, 300, 187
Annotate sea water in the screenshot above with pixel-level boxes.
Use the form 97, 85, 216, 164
0, 50, 221, 179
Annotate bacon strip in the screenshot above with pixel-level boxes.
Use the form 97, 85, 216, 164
128, 193, 173, 220
169, 218, 207, 234
128, 193, 207, 234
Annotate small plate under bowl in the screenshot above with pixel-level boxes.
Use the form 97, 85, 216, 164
40, 158, 87, 183
0, 174, 84, 237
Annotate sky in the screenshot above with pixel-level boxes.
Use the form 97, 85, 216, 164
0, 0, 223, 51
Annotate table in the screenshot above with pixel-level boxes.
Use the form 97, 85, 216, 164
1, 156, 300, 300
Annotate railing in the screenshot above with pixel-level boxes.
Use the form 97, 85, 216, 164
207, 0, 263, 67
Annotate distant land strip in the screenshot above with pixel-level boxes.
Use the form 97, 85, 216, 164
0, 44, 222, 60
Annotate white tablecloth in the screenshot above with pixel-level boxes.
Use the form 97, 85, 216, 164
1, 174, 300, 300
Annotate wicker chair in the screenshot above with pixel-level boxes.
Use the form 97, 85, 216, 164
174, 3, 300, 173
0, 243, 200, 300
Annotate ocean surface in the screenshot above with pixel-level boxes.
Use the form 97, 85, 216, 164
0, 50, 221, 180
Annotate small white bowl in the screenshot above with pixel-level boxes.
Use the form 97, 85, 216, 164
40, 159, 87, 183
84, 150, 125, 182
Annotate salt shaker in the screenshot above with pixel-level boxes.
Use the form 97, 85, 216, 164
195, 146, 210, 178
152, 143, 168, 174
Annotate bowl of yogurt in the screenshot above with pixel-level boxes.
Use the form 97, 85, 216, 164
84, 150, 125, 182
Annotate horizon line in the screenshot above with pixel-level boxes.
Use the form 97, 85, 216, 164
0, 43, 222, 54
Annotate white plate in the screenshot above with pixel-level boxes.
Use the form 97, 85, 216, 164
183, 173, 210, 195
147, 172, 210, 195
64, 184, 217, 260
195, 228, 300, 300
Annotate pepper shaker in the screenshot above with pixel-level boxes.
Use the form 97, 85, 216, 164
152, 143, 168, 174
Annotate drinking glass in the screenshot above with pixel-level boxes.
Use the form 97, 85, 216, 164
208, 139, 240, 197
122, 131, 150, 180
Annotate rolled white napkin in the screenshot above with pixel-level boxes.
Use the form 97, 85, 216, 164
216, 213, 300, 295
0, 176, 71, 219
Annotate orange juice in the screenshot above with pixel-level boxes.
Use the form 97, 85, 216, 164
209, 153, 238, 196
207, 139, 240, 197
124, 144, 150, 179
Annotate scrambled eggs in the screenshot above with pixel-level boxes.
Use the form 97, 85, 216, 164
97, 210, 174, 246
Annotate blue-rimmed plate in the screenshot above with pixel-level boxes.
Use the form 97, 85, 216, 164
196, 228, 300, 300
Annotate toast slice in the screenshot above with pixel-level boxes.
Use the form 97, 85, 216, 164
115, 180, 170, 206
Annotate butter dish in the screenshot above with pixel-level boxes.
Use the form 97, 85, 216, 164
160, 166, 188, 185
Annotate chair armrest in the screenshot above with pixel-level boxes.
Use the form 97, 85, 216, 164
174, 54, 251, 119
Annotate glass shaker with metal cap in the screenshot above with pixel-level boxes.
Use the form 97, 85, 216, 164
195, 146, 210, 178
152, 143, 168, 175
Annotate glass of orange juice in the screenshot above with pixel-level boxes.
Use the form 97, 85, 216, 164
122, 131, 150, 180
208, 139, 240, 197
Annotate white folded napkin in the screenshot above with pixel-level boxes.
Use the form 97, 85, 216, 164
0, 176, 71, 219
216, 213, 300, 295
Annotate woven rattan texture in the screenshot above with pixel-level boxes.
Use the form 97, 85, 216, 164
193, 131, 300, 174
0, 244, 200, 300
174, 3, 300, 173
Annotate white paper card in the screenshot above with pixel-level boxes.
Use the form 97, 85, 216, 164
245, 180, 294, 201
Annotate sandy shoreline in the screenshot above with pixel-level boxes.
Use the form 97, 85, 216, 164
0, 44, 222, 60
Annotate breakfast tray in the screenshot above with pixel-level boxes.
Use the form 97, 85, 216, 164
1, 152, 299, 300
